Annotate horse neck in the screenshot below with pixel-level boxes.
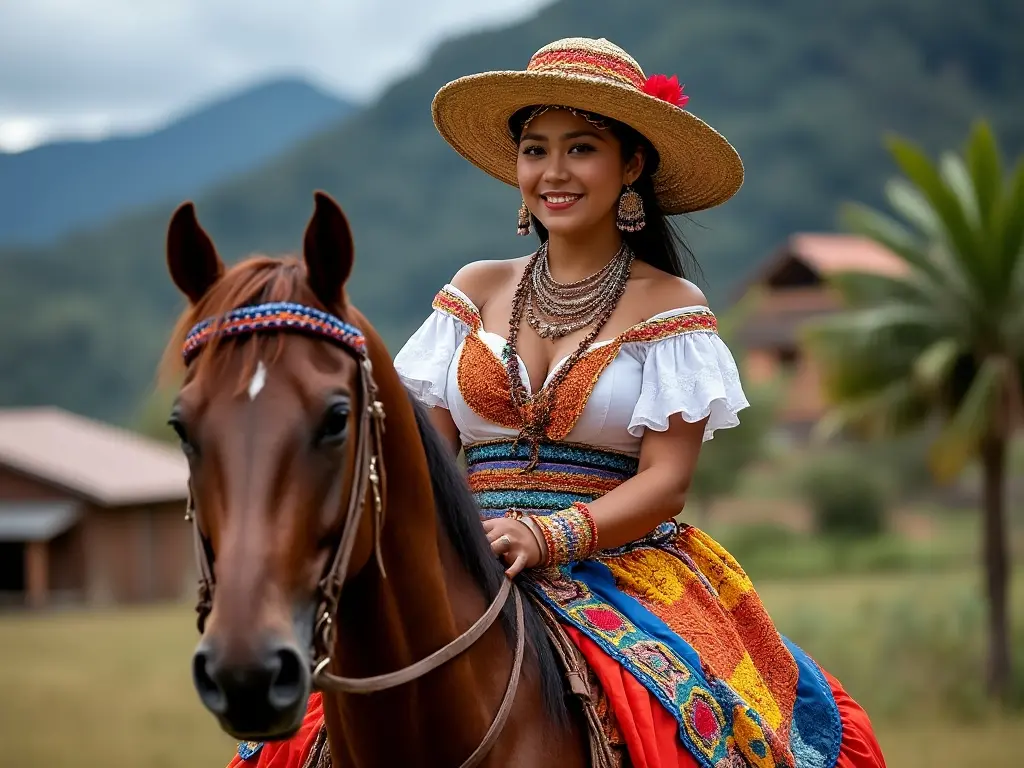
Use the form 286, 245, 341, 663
324, 383, 515, 766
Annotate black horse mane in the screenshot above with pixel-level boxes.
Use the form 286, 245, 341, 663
407, 393, 570, 727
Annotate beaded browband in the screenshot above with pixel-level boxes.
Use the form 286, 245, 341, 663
181, 301, 367, 364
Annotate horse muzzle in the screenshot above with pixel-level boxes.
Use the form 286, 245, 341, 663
192, 632, 311, 740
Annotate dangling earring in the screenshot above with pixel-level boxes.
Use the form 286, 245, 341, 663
616, 185, 645, 232
517, 199, 532, 236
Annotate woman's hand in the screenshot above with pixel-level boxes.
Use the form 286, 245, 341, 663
483, 517, 544, 578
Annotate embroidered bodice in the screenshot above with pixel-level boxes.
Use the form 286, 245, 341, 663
394, 284, 749, 456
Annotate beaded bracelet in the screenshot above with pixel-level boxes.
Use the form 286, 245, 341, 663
529, 502, 599, 567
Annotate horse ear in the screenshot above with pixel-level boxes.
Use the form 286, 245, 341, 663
166, 202, 224, 304
303, 191, 354, 309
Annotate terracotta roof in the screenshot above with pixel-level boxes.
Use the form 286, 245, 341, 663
785, 233, 908, 277
0, 407, 188, 506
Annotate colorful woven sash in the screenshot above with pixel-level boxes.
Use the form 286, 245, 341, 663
465, 440, 638, 519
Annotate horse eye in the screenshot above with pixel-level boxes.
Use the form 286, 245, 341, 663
167, 416, 195, 455
317, 401, 351, 445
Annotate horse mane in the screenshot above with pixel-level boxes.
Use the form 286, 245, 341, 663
161, 254, 571, 726
158, 255, 318, 391
407, 375, 571, 727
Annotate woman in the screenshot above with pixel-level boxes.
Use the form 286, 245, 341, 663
231, 37, 886, 768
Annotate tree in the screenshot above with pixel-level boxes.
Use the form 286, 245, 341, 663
803, 120, 1024, 701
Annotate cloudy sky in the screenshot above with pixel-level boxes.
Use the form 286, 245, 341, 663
0, 0, 550, 152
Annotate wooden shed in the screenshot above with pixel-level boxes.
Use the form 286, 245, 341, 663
0, 406, 192, 609
736, 233, 907, 433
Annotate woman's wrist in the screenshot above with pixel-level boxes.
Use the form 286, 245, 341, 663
520, 502, 599, 566
504, 508, 548, 562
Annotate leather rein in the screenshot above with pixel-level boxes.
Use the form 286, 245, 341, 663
181, 301, 524, 768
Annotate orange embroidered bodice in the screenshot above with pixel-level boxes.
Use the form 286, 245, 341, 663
431, 286, 720, 443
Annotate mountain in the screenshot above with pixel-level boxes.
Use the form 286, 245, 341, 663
1, 0, 1021, 424
0, 79, 358, 245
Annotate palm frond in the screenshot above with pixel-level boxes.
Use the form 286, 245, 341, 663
840, 198, 986, 313
804, 320, 935, 405
886, 136, 984, 285
928, 356, 1006, 482
965, 120, 1003, 228
828, 257, 983, 326
804, 304, 942, 362
940, 152, 981, 230
885, 177, 943, 240
839, 201, 935, 276
826, 269, 930, 307
913, 338, 964, 395
916, 240, 993, 321
812, 377, 927, 443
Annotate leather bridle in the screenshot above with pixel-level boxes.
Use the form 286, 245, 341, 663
181, 301, 524, 768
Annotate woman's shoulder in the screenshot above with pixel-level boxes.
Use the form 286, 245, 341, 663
627, 260, 709, 318
448, 258, 526, 311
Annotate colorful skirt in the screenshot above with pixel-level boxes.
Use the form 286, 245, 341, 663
229, 441, 886, 767
467, 440, 884, 768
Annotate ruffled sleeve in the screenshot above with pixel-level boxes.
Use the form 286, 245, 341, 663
626, 311, 749, 441
393, 285, 479, 410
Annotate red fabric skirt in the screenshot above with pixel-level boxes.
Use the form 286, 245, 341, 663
566, 626, 887, 768
226, 694, 324, 768
226, 632, 886, 768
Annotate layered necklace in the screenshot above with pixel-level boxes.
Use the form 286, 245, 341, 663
527, 240, 633, 339
503, 240, 634, 466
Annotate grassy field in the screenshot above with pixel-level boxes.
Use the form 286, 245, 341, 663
0, 569, 1021, 767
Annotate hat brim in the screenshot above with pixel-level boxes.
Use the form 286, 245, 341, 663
431, 70, 744, 215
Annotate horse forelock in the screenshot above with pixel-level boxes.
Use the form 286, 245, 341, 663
159, 255, 335, 394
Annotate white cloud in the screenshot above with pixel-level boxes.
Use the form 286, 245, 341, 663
0, 0, 550, 151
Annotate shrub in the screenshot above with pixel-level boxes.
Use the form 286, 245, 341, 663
800, 455, 888, 538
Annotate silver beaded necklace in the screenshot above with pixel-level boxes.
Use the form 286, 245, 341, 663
526, 240, 634, 339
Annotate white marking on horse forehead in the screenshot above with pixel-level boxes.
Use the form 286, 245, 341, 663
248, 360, 268, 401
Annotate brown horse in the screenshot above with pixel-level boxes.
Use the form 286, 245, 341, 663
159, 192, 591, 767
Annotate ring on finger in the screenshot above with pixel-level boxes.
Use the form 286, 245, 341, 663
497, 534, 512, 552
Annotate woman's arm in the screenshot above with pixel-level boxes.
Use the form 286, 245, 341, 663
428, 406, 462, 458
485, 414, 707, 576
581, 413, 707, 548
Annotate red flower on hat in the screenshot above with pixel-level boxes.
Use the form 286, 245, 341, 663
643, 74, 688, 108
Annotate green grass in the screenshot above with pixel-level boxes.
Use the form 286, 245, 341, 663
0, 604, 236, 767
0, 571, 1021, 767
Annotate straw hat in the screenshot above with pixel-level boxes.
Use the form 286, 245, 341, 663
431, 37, 744, 215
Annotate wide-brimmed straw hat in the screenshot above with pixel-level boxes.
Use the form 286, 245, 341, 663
431, 37, 744, 215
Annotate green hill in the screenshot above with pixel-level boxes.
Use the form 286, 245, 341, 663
0, 79, 357, 246
2, 0, 1022, 423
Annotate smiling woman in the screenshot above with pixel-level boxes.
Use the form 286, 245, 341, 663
233, 36, 887, 768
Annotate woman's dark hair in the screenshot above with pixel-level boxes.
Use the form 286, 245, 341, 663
509, 106, 702, 283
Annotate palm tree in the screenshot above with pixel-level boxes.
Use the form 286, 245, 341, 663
802, 120, 1024, 701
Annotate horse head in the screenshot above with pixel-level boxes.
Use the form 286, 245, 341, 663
162, 192, 385, 740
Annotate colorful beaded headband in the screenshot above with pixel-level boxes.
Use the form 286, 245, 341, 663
182, 302, 367, 364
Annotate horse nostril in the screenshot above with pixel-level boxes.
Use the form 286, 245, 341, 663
192, 648, 228, 715
268, 644, 306, 710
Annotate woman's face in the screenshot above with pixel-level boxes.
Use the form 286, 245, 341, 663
516, 108, 644, 239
